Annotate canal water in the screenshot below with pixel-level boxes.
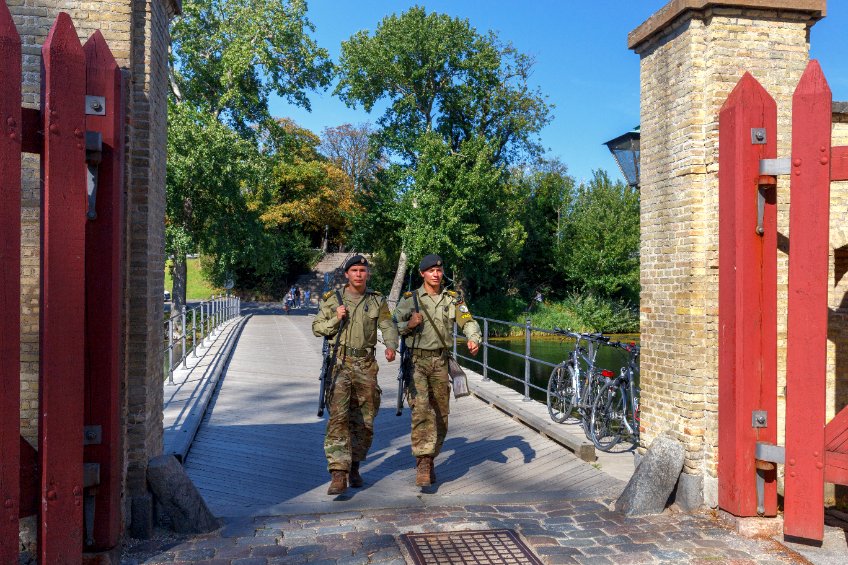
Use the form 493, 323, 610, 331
455, 334, 639, 403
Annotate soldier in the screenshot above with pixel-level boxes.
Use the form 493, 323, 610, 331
312, 255, 399, 495
393, 254, 482, 487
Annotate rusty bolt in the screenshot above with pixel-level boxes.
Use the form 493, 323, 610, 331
789, 458, 796, 466
6, 117, 16, 128
73, 486, 82, 496
793, 158, 802, 167
820, 156, 829, 165
46, 490, 57, 500
49, 124, 59, 135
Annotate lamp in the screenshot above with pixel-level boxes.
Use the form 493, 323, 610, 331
604, 126, 640, 188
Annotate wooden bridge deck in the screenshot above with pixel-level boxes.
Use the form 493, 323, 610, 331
183, 305, 624, 517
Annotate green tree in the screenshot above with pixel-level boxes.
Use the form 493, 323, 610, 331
336, 6, 550, 301
558, 170, 640, 301
167, 0, 333, 308
512, 159, 575, 296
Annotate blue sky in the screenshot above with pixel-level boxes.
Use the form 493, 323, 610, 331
270, 1, 848, 185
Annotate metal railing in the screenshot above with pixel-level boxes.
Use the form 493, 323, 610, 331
164, 294, 241, 384
451, 315, 565, 402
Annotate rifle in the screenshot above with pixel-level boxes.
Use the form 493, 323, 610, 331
395, 340, 412, 416
317, 291, 346, 417
395, 292, 420, 416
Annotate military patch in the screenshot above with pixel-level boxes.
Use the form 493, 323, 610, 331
380, 310, 392, 321
403, 291, 413, 298
446, 289, 457, 297
322, 290, 334, 301
459, 305, 469, 313
461, 313, 472, 320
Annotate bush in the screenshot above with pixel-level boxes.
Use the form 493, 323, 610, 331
473, 293, 638, 336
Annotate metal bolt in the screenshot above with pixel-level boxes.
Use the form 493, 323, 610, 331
85, 430, 96, 440
90, 100, 102, 112
755, 131, 765, 141
46, 490, 57, 500
756, 415, 766, 425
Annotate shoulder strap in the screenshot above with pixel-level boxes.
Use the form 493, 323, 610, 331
419, 299, 450, 350
411, 291, 420, 312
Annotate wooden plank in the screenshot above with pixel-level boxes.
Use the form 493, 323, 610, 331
38, 12, 87, 562
824, 450, 848, 486
824, 405, 848, 453
717, 72, 778, 517
831, 146, 848, 181
83, 30, 124, 552
0, 2, 22, 560
784, 60, 832, 542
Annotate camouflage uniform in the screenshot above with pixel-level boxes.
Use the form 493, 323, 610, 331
394, 286, 482, 457
312, 286, 399, 472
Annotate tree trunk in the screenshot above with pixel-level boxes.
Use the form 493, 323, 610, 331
171, 255, 188, 317
387, 249, 409, 307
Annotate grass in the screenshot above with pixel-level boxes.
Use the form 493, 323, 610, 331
164, 257, 219, 300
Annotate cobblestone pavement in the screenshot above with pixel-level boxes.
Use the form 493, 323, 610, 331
121, 498, 809, 564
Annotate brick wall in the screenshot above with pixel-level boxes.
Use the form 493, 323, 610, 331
631, 2, 825, 507
8, 0, 177, 533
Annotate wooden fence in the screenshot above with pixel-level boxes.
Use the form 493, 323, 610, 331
718, 60, 848, 542
0, 3, 124, 562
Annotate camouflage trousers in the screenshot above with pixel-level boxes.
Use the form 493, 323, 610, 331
408, 354, 450, 457
324, 356, 381, 472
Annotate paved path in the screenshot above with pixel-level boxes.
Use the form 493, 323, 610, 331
182, 306, 622, 517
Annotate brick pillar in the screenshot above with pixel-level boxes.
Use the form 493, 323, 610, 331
630, 0, 823, 509
9, 0, 179, 539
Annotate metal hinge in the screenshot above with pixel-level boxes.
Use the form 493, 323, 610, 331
759, 158, 791, 175
83, 425, 102, 445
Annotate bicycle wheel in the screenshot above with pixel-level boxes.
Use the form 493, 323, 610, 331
547, 363, 575, 423
589, 381, 626, 451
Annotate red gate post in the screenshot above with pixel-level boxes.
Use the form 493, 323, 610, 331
784, 60, 831, 542
83, 30, 124, 552
718, 72, 778, 517
0, 2, 22, 562
39, 13, 87, 562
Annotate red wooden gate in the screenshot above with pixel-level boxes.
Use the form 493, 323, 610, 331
0, 4, 124, 562
719, 60, 848, 542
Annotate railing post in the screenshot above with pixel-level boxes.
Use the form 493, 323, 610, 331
181, 305, 187, 369
191, 307, 197, 357
211, 294, 217, 333
483, 318, 490, 381
523, 318, 531, 401
167, 316, 174, 385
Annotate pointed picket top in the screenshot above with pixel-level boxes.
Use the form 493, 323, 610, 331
0, 0, 21, 45
794, 59, 831, 99
84, 29, 118, 73
42, 12, 83, 68
720, 71, 776, 115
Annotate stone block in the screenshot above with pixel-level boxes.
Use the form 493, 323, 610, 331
673, 472, 703, 512
616, 436, 685, 516
147, 455, 219, 534
129, 492, 155, 539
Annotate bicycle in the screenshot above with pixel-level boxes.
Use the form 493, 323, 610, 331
588, 341, 640, 451
546, 329, 610, 427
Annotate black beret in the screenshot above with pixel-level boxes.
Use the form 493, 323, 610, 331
343, 254, 369, 271
418, 254, 444, 272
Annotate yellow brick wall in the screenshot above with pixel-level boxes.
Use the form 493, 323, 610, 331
635, 6, 819, 507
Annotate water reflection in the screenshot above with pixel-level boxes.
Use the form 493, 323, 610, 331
456, 335, 640, 403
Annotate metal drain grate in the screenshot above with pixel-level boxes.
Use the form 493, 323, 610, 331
399, 529, 543, 565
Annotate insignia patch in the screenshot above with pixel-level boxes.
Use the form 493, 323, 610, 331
461, 313, 472, 320
459, 305, 469, 313
380, 311, 392, 321
322, 290, 333, 300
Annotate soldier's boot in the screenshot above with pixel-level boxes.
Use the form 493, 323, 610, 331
416, 456, 433, 487
349, 461, 364, 488
327, 471, 348, 495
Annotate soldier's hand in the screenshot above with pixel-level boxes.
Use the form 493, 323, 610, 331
336, 305, 347, 320
385, 348, 397, 362
467, 341, 480, 356
407, 312, 423, 329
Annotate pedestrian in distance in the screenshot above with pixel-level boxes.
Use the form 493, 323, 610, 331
393, 254, 482, 487
312, 255, 399, 495
304, 288, 311, 308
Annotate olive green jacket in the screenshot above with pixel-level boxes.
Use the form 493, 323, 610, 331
393, 285, 482, 350
312, 286, 399, 351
